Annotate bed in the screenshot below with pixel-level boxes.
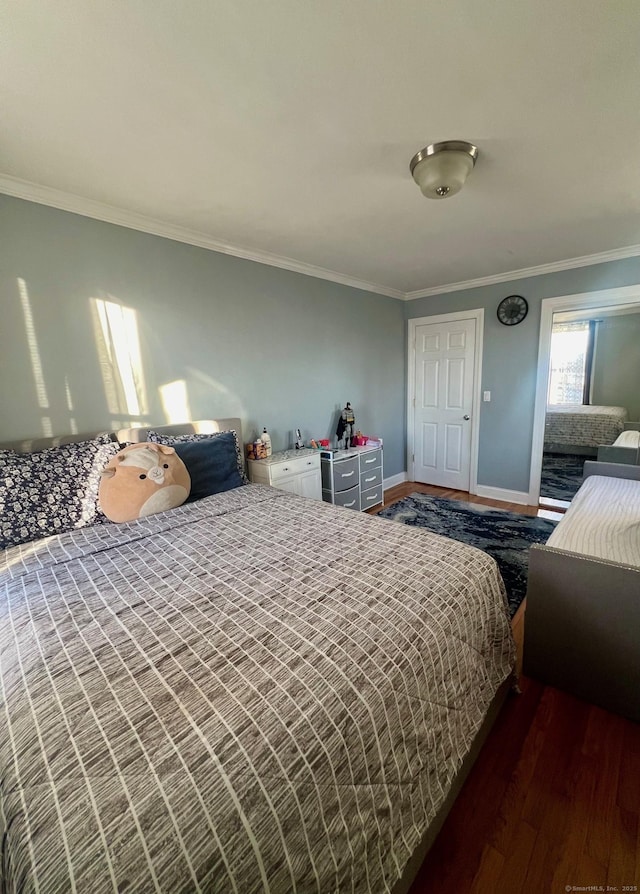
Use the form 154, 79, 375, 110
0, 420, 515, 894
525, 462, 640, 723
544, 404, 628, 454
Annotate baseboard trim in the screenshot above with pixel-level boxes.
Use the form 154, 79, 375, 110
384, 472, 408, 490
473, 485, 534, 506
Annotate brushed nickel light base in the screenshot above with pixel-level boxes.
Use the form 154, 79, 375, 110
410, 140, 478, 199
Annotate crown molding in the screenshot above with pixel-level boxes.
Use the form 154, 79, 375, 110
403, 243, 640, 300
3, 173, 639, 303
0, 174, 404, 300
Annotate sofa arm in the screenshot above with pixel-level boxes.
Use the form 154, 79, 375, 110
596, 446, 640, 465
583, 461, 640, 481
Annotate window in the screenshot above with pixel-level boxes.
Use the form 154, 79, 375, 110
548, 321, 592, 406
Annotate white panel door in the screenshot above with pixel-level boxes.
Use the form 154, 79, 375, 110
413, 318, 476, 489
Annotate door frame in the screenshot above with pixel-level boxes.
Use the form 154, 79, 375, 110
529, 283, 640, 504
407, 308, 484, 493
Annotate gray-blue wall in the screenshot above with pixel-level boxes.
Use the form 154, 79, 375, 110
4, 192, 639, 491
591, 312, 640, 420
405, 259, 640, 493
0, 196, 406, 476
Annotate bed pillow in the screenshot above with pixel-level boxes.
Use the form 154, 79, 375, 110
0, 434, 120, 550
146, 431, 245, 500
146, 429, 247, 482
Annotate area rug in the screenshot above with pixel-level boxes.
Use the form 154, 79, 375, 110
540, 452, 585, 502
377, 494, 557, 617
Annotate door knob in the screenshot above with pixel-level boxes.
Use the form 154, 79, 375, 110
463, 414, 470, 420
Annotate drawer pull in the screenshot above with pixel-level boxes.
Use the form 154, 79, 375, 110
364, 457, 376, 464
306, 461, 313, 465
340, 470, 355, 478
344, 500, 356, 508
365, 494, 377, 501
364, 476, 376, 483
283, 467, 289, 472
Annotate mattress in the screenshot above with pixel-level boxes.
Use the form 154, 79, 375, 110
546, 474, 640, 566
0, 484, 514, 894
544, 404, 627, 448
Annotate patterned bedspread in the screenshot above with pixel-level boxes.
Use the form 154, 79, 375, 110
0, 485, 515, 894
544, 404, 627, 448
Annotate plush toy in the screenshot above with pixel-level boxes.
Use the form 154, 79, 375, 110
99, 443, 191, 523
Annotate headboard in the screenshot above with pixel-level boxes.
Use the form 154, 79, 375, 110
0, 430, 112, 453
116, 418, 243, 445
118, 419, 245, 468
1, 419, 244, 459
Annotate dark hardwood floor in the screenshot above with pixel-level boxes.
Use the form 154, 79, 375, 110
370, 481, 640, 892
369, 479, 564, 521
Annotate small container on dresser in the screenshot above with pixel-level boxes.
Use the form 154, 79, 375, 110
247, 448, 322, 500
320, 445, 384, 511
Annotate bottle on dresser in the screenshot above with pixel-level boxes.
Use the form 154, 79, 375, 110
261, 427, 272, 457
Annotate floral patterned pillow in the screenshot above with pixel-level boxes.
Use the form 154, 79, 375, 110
0, 434, 120, 550
146, 429, 248, 484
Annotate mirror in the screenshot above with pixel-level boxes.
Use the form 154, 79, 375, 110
539, 302, 640, 505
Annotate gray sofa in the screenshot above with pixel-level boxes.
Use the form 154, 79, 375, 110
524, 461, 640, 722
596, 422, 640, 465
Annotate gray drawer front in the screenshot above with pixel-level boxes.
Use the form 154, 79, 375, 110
360, 466, 382, 490
332, 456, 360, 492
333, 485, 360, 510
360, 448, 382, 470
361, 483, 383, 510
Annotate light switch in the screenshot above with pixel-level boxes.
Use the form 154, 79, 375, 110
483, 391, 491, 402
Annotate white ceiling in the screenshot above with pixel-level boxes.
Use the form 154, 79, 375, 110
2, 0, 640, 297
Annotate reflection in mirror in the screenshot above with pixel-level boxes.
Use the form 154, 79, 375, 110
540, 303, 640, 505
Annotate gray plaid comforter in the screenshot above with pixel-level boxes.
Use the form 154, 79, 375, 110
0, 484, 515, 893
544, 404, 627, 447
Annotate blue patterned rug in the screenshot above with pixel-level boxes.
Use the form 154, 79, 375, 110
378, 494, 557, 617
540, 452, 584, 502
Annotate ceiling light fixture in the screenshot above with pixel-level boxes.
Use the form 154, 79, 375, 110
409, 140, 478, 199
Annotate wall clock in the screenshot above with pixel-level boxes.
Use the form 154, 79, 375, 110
497, 294, 528, 326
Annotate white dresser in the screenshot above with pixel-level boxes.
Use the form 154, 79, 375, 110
320, 445, 384, 511
247, 448, 322, 500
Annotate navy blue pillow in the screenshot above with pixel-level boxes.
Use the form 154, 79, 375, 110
172, 433, 244, 501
